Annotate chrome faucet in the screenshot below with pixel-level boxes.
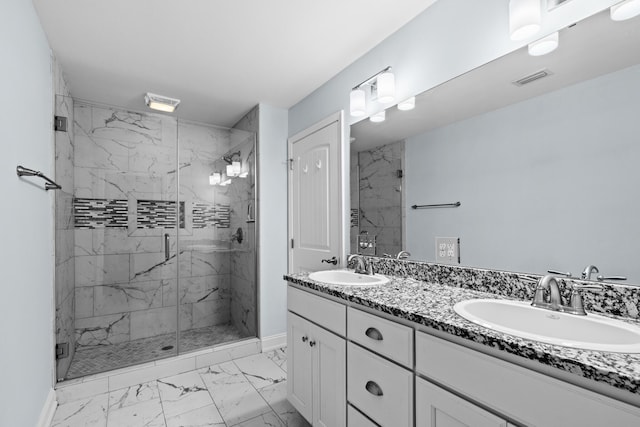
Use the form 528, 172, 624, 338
396, 250, 411, 260
531, 275, 564, 310
581, 265, 599, 280
347, 254, 374, 275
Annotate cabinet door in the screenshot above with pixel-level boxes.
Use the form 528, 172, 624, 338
313, 322, 346, 427
416, 377, 507, 427
287, 312, 313, 422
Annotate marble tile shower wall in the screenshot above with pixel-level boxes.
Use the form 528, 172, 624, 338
230, 106, 258, 337
356, 141, 404, 257
54, 58, 75, 378
72, 101, 236, 350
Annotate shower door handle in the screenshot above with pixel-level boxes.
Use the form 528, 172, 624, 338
165, 233, 170, 261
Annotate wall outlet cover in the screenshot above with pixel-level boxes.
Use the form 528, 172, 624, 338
435, 237, 460, 264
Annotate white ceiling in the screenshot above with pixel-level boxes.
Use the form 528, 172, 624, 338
33, 0, 437, 127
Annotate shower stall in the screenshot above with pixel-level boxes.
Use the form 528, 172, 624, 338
54, 95, 258, 381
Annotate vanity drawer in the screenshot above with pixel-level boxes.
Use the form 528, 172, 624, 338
347, 342, 413, 427
348, 404, 379, 427
347, 307, 413, 367
287, 285, 346, 335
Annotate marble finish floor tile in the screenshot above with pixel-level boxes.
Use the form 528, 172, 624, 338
52, 347, 303, 427
233, 352, 287, 390
51, 394, 108, 427
66, 323, 250, 379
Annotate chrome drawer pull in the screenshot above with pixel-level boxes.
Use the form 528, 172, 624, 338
365, 327, 383, 341
302, 336, 308, 342
365, 380, 383, 396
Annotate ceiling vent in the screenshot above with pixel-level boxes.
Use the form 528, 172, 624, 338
512, 69, 554, 86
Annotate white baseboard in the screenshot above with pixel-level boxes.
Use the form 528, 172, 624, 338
37, 388, 57, 427
261, 333, 287, 352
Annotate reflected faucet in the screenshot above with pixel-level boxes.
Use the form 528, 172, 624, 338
581, 265, 599, 280
348, 254, 374, 275
396, 251, 411, 260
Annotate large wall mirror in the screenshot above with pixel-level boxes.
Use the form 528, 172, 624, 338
349, 8, 640, 284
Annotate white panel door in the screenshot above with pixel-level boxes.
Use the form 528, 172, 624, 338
289, 114, 343, 273
287, 312, 313, 422
313, 323, 346, 427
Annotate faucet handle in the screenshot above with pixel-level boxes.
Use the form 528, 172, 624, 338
596, 275, 627, 282
547, 269, 573, 278
567, 282, 603, 315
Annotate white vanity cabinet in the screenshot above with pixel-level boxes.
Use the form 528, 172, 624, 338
416, 377, 508, 427
287, 287, 346, 427
415, 332, 640, 426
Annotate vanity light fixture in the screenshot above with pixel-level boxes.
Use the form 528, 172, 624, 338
397, 96, 416, 111
226, 161, 241, 177
528, 31, 559, 56
144, 92, 181, 113
509, 0, 542, 41
349, 66, 395, 117
610, 0, 640, 21
370, 110, 386, 123
209, 172, 221, 186
350, 88, 366, 117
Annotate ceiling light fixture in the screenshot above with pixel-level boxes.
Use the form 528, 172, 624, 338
509, 0, 542, 41
610, 0, 640, 21
397, 97, 416, 111
144, 92, 181, 113
528, 31, 559, 56
370, 111, 386, 123
349, 66, 395, 117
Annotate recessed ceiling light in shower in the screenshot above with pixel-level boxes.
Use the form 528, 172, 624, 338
144, 92, 181, 113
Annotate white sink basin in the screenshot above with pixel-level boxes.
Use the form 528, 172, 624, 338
308, 270, 389, 286
453, 299, 640, 353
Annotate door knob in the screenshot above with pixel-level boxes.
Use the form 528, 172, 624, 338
321, 256, 338, 265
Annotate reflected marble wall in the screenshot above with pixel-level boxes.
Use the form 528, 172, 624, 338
355, 141, 404, 257
54, 57, 75, 379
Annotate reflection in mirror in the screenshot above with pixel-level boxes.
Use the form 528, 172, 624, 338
349, 9, 640, 284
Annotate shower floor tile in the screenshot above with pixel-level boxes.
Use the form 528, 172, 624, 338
66, 323, 251, 380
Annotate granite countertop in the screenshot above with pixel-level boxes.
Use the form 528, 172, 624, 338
284, 271, 640, 398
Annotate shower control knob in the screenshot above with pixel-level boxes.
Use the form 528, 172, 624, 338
302, 336, 308, 343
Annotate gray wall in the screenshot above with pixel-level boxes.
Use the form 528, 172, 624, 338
258, 104, 289, 339
0, 0, 55, 425
406, 64, 640, 283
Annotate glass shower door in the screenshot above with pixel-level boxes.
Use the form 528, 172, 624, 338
57, 100, 180, 380
176, 121, 257, 353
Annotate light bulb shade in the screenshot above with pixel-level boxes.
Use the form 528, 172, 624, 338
377, 72, 395, 103
226, 164, 235, 177
370, 111, 386, 123
232, 161, 241, 176
509, 0, 541, 41
209, 172, 221, 185
611, 0, 640, 21
528, 32, 559, 56
350, 88, 366, 117
397, 97, 416, 111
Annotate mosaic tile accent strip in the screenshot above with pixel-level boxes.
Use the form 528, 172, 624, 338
193, 203, 230, 229
351, 208, 359, 227
74, 198, 128, 229
137, 200, 185, 229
